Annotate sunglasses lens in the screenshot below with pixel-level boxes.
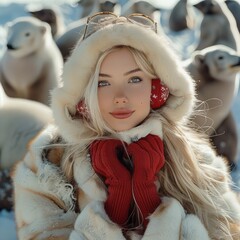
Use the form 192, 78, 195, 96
84, 13, 117, 39
128, 15, 155, 31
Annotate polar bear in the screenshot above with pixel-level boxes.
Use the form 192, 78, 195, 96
0, 82, 53, 211
0, 16, 63, 106
194, 0, 240, 52
183, 45, 240, 169
0, 83, 53, 170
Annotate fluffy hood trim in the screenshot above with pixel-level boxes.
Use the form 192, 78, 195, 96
51, 19, 195, 143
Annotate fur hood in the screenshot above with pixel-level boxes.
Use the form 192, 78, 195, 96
51, 17, 196, 143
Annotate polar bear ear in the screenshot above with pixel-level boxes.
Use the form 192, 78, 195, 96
39, 22, 50, 35
5, 22, 12, 31
193, 52, 205, 65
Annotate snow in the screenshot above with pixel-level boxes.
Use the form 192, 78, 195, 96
0, 210, 16, 240
0, 0, 240, 239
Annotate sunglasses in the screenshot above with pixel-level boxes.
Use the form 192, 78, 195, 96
82, 12, 157, 40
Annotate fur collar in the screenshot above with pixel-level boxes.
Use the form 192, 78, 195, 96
117, 116, 163, 143
51, 19, 195, 143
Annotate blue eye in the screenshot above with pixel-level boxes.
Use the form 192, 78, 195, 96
129, 77, 142, 83
98, 80, 110, 87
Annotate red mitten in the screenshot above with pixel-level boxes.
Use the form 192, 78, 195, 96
90, 139, 132, 226
127, 134, 165, 227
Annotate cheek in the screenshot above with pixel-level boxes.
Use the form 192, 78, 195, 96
98, 89, 111, 111
137, 85, 151, 105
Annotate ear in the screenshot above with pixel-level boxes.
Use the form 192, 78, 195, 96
193, 52, 205, 65
5, 22, 12, 31
39, 22, 50, 35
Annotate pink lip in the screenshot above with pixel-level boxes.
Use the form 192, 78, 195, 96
110, 110, 134, 119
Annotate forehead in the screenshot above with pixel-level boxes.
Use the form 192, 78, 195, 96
100, 47, 138, 72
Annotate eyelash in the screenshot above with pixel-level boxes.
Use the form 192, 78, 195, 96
98, 77, 142, 87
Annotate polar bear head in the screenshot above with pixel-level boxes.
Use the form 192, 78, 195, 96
193, 45, 240, 82
6, 16, 50, 58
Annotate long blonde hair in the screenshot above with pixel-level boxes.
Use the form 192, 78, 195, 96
164, 119, 238, 239
62, 46, 239, 239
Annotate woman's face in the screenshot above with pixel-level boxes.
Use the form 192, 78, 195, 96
98, 47, 152, 132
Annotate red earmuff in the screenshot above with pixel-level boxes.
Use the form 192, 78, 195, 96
76, 100, 89, 118
150, 79, 169, 109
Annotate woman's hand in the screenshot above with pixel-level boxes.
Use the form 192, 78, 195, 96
90, 139, 132, 226
128, 134, 165, 227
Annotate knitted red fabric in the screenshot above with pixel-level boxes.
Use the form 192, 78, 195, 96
90, 139, 132, 226
90, 134, 165, 229
127, 134, 165, 227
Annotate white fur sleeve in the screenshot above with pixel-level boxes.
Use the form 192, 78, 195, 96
142, 197, 210, 240
12, 126, 78, 240
70, 201, 126, 240
13, 158, 77, 240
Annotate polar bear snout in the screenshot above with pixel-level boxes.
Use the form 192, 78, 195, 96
6, 43, 17, 50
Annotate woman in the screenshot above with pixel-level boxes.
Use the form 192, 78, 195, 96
13, 13, 240, 240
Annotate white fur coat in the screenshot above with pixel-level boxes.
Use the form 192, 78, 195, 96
13, 119, 215, 240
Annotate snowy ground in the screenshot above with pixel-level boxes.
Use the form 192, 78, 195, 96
0, 0, 240, 239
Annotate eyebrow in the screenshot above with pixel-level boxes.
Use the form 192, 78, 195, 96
99, 68, 142, 78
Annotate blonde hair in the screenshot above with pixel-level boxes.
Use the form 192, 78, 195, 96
157, 113, 239, 239
83, 45, 156, 136
62, 45, 239, 239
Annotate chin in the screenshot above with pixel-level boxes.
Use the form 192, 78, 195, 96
112, 124, 135, 132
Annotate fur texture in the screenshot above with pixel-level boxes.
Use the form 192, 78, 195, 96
52, 19, 195, 143
13, 120, 216, 240
13, 125, 77, 240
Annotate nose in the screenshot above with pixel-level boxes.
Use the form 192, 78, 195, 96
114, 96, 128, 104
7, 43, 15, 50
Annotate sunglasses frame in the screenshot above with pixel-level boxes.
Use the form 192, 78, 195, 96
82, 12, 157, 40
